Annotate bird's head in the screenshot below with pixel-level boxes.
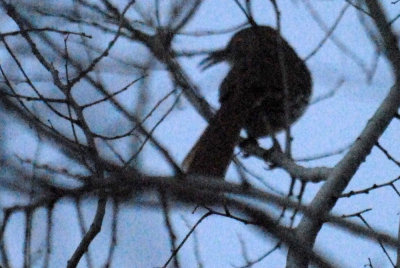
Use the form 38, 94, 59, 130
199, 26, 278, 70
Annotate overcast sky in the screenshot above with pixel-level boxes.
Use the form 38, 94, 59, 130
2, 0, 400, 267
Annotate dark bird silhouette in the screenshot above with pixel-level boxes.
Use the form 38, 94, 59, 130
183, 26, 312, 178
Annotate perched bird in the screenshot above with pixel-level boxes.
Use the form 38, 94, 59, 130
183, 26, 312, 178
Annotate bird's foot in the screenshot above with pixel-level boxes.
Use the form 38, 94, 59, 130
271, 137, 283, 153
239, 137, 259, 158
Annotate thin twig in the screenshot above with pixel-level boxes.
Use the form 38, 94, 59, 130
162, 212, 212, 268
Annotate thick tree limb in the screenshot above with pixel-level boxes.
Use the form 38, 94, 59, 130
286, 1, 400, 267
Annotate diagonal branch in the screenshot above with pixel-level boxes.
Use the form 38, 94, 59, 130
286, 1, 400, 267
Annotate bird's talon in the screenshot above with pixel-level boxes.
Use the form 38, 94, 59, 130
239, 137, 259, 149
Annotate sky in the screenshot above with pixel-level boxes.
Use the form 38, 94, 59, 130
2, 0, 400, 267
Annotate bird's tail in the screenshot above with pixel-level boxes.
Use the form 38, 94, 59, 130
182, 100, 247, 178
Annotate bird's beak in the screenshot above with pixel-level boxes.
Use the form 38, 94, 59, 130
199, 49, 227, 71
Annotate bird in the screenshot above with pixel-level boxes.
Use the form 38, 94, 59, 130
183, 25, 312, 178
